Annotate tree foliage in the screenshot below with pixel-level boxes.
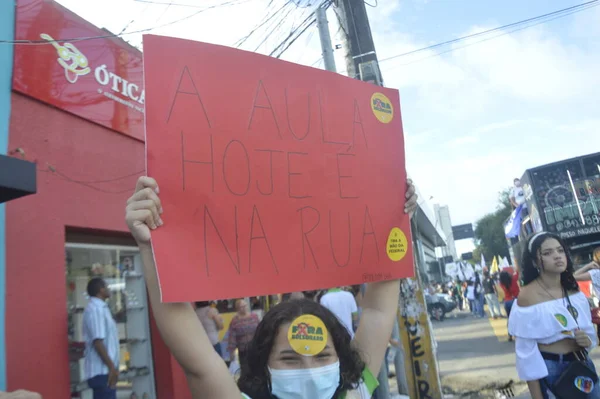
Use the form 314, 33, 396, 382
473, 188, 513, 265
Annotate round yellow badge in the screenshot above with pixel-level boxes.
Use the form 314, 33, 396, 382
386, 227, 408, 261
287, 314, 328, 356
371, 93, 394, 124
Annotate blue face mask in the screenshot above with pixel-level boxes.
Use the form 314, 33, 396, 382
269, 361, 341, 399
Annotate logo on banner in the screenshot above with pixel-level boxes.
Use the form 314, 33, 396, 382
371, 92, 393, 124
40, 33, 145, 112
41, 33, 90, 83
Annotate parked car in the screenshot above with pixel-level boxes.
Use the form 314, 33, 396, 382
425, 293, 457, 321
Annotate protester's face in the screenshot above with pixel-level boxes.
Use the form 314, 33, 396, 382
268, 323, 339, 370
236, 299, 249, 314
537, 238, 567, 274
514, 179, 521, 187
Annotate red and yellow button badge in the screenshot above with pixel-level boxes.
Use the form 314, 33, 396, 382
371, 92, 394, 124
287, 314, 328, 356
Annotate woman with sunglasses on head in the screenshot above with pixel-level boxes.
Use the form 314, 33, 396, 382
508, 232, 599, 399
125, 176, 418, 399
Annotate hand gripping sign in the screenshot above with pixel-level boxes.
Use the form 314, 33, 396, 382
143, 34, 414, 302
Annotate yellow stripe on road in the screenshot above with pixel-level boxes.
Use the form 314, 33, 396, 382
489, 316, 510, 342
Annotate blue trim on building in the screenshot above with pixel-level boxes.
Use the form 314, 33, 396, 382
0, 0, 15, 390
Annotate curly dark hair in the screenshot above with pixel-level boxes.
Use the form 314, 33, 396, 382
521, 232, 579, 292
237, 299, 365, 399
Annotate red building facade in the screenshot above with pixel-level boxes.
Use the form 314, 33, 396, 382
6, 1, 191, 398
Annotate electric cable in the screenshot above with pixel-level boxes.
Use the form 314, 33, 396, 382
234, 1, 291, 48
269, 10, 316, 57
379, 0, 598, 63
272, 18, 317, 58
2, 0, 251, 45
382, 1, 599, 70
38, 164, 143, 194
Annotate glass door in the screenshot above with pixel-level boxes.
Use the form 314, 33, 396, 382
66, 243, 156, 399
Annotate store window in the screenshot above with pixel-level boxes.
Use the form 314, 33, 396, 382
66, 243, 156, 399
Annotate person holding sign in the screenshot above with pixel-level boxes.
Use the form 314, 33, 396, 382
125, 176, 417, 399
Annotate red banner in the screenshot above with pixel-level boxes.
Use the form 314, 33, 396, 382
13, 0, 144, 141
143, 34, 414, 302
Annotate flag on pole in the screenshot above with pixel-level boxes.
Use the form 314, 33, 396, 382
504, 204, 524, 238
491, 256, 500, 274
481, 254, 486, 270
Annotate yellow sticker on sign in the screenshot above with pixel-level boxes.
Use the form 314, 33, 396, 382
386, 227, 407, 261
287, 314, 328, 356
371, 92, 394, 124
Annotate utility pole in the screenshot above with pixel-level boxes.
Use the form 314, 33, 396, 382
334, 0, 382, 84
315, 4, 337, 72
329, 1, 443, 398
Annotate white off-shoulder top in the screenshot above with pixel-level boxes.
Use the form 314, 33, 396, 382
508, 291, 597, 381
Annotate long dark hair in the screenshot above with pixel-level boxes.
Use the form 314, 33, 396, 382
521, 232, 578, 292
499, 271, 512, 291
237, 299, 364, 399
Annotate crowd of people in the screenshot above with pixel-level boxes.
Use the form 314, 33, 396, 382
47, 174, 600, 399
429, 234, 600, 399
428, 267, 521, 340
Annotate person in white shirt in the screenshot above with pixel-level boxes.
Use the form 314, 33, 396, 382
510, 178, 526, 209
508, 232, 598, 399
465, 281, 476, 314
574, 260, 600, 296
83, 278, 120, 399
319, 287, 359, 338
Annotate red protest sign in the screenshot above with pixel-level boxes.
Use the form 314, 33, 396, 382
143, 35, 414, 302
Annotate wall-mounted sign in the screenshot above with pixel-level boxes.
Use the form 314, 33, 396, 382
524, 153, 600, 240
13, 0, 144, 141
451, 223, 474, 240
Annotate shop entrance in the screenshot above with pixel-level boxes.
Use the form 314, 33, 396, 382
65, 243, 156, 399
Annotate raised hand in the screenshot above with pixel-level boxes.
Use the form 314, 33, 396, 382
125, 177, 163, 245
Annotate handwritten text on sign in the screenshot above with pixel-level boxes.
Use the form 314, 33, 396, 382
143, 35, 414, 302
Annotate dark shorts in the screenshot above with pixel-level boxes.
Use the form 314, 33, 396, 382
88, 374, 117, 399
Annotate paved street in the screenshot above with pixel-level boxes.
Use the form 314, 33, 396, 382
432, 309, 600, 398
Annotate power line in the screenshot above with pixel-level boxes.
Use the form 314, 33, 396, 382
268, 0, 332, 58
134, 0, 245, 8
119, 1, 152, 34
296, 25, 317, 63
383, 1, 599, 70
234, 1, 292, 48
154, 0, 174, 23
310, 57, 323, 67
248, 3, 298, 52
268, 9, 316, 57
273, 18, 317, 58
1, 0, 251, 45
379, 0, 598, 64
38, 164, 143, 194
